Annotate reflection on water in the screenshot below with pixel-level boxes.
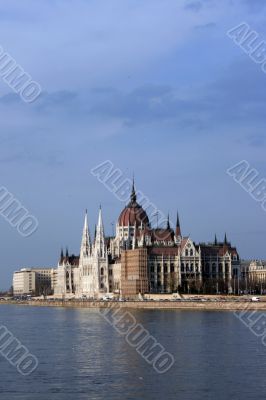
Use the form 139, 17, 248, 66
0, 305, 266, 400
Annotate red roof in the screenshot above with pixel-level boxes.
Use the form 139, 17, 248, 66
118, 203, 149, 227
200, 244, 239, 258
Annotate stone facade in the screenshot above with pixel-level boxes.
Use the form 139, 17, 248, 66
121, 248, 149, 297
13, 267, 56, 296
54, 181, 241, 298
242, 260, 266, 283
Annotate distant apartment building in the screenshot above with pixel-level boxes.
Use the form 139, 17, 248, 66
13, 268, 57, 296
249, 261, 266, 282
242, 260, 266, 283
33, 268, 57, 295
13, 269, 36, 295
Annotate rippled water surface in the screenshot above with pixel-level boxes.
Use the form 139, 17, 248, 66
0, 304, 265, 400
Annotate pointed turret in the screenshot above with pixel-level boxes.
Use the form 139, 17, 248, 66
224, 233, 228, 245
214, 234, 218, 245
129, 176, 137, 204
66, 247, 69, 260
94, 206, 106, 257
166, 213, 170, 230
94, 224, 97, 243
80, 209, 91, 262
60, 248, 64, 263
175, 210, 181, 237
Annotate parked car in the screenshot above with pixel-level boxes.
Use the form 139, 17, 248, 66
251, 297, 260, 302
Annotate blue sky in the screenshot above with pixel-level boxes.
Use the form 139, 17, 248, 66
1, 0, 266, 289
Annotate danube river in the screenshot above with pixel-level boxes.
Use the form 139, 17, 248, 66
0, 304, 265, 400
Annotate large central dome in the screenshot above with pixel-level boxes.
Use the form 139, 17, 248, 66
118, 181, 149, 227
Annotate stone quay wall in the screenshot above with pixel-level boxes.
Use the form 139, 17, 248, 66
3, 300, 266, 311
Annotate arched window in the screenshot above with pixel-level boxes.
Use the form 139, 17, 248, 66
101, 267, 104, 276
190, 249, 193, 256
185, 249, 188, 256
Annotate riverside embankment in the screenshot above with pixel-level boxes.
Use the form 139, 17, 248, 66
2, 299, 266, 311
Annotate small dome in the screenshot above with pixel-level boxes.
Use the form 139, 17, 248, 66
118, 181, 149, 227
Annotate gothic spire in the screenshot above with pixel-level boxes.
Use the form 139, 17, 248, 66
60, 248, 64, 263
80, 209, 91, 261
175, 210, 181, 237
130, 177, 137, 203
214, 234, 218, 245
94, 224, 97, 243
94, 206, 106, 257
224, 233, 228, 245
166, 213, 170, 230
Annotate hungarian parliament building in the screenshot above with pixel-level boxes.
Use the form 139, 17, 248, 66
53, 182, 241, 298
54, 182, 240, 298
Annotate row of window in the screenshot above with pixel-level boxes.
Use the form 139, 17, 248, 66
185, 249, 194, 256
204, 263, 230, 273
150, 264, 175, 273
